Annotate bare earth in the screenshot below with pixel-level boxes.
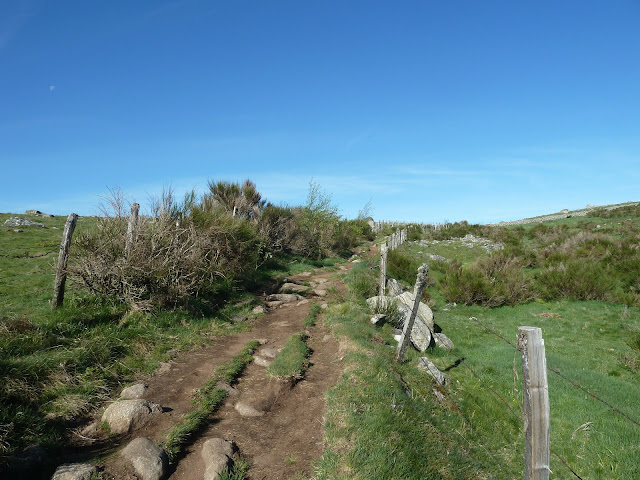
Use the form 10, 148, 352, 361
96, 265, 351, 480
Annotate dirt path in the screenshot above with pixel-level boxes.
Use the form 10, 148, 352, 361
99, 264, 352, 480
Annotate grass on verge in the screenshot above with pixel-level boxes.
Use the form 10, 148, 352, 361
303, 303, 323, 327
163, 340, 260, 463
267, 333, 311, 380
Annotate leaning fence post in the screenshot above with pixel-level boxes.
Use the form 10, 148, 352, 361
379, 244, 388, 297
396, 263, 429, 363
518, 326, 550, 480
52, 213, 78, 308
125, 202, 140, 257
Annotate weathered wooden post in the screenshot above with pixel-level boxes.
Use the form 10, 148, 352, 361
125, 202, 140, 257
52, 213, 78, 308
396, 263, 429, 363
518, 326, 551, 480
379, 244, 388, 297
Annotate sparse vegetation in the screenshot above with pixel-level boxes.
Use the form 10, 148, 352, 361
267, 333, 311, 380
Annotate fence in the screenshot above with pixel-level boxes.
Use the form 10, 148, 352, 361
371, 220, 451, 234
373, 233, 640, 479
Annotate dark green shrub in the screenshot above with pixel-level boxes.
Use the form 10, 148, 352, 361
536, 259, 615, 301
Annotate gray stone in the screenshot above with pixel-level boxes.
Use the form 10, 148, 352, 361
366, 295, 396, 313
265, 300, 284, 309
320, 303, 329, 309
278, 282, 308, 294
101, 399, 162, 434
425, 253, 448, 262
298, 271, 313, 277
4, 217, 45, 228
395, 294, 434, 352
370, 313, 387, 326
51, 463, 97, 480
121, 437, 168, 480
259, 348, 279, 359
266, 293, 303, 302
395, 292, 434, 330
234, 402, 264, 417
387, 278, 403, 297
12, 229, 23, 233
202, 438, 237, 480
254, 356, 273, 367
25, 209, 54, 217
433, 332, 454, 351
417, 357, 450, 386
313, 289, 328, 297
252, 305, 267, 314
120, 383, 147, 400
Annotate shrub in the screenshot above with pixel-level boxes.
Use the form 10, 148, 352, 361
536, 259, 615, 301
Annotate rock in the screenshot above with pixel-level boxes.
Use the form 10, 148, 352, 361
80, 421, 99, 437
216, 382, 239, 397
266, 293, 303, 303
156, 362, 172, 375
254, 356, 273, 367
296, 299, 309, 306
278, 282, 308, 294
120, 383, 147, 400
25, 209, 54, 217
265, 300, 284, 309
370, 313, 387, 326
234, 402, 264, 417
366, 295, 396, 312
313, 289, 328, 297
320, 303, 329, 309
121, 437, 168, 480
12, 229, 23, 233
4, 217, 45, 228
298, 271, 313, 277
417, 357, 450, 386
202, 438, 237, 480
259, 348, 279, 359
101, 399, 162, 434
433, 332, 454, 351
425, 253, 448, 262
352, 259, 362, 264
255, 338, 269, 345
387, 278, 403, 297
252, 305, 267, 314
395, 292, 434, 330
51, 463, 97, 480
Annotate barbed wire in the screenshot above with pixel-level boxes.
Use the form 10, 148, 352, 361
550, 448, 584, 480
467, 316, 518, 350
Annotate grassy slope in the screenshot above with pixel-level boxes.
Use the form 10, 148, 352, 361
381, 213, 640, 478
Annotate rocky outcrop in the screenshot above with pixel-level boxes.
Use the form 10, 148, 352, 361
4, 217, 45, 228
121, 437, 168, 480
101, 399, 162, 434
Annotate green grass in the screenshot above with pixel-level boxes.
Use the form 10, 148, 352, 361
267, 333, 311, 380
303, 303, 323, 327
163, 340, 260, 463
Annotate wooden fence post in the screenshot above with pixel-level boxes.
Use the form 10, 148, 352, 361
379, 244, 388, 297
125, 202, 140, 257
396, 263, 429, 363
518, 326, 551, 480
52, 213, 78, 308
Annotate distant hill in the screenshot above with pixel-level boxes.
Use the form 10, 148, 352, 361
494, 201, 640, 226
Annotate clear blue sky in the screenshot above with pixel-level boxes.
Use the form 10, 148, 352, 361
2, 1, 639, 223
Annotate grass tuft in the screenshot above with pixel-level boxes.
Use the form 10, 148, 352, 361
267, 333, 311, 380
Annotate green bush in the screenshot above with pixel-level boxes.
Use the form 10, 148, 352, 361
536, 259, 615, 301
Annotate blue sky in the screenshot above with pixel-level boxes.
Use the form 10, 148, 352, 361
1, 1, 639, 223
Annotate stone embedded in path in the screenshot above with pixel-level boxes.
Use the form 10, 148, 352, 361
313, 289, 328, 297
259, 347, 279, 359
120, 383, 147, 400
252, 305, 267, 314
254, 356, 273, 367
51, 463, 97, 480
267, 293, 303, 303
298, 271, 313, 277
121, 437, 168, 480
433, 332, 454, 351
101, 399, 162, 434
202, 438, 238, 480
234, 402, 264, 417
417, 357, 450, 386
266, 300, 284, 309
278, 282, 308, 294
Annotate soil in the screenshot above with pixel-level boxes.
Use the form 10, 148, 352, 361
87, 260, 357, 480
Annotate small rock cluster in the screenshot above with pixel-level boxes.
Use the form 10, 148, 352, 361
262, 276, 328, 310
417, 234, 503, 253
367, 279, 454, 388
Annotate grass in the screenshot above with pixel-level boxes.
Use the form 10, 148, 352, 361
0, 210, 334, 466
267, 333, 311, 380
163, 340, 260, 463
303, 303, 323, 327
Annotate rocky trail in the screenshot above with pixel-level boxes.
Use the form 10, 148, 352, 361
58, 261, 356, 480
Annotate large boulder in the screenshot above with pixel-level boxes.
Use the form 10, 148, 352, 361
394, 292, 434, 352
387, 278, 403, 297
121, 437, 168, 480
202, 438, 237, 480
101, 399, 162, 434
266, 293, 303, 303
395, 292, 434, 330
120, 383, 147, 400
51, 463, 97, 480
278, 282, 307, 294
